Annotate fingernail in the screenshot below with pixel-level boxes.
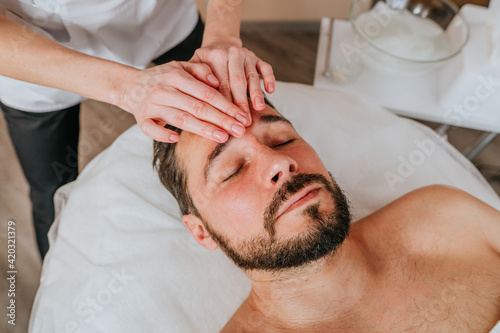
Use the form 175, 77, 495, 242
213, 129, 228, 142
170, 133, 180, 142
256, 96, 265, 109
207, 74, 219, 85
267, 81, 275, 92
231, 123, 245, 136
235, 113, 248, 125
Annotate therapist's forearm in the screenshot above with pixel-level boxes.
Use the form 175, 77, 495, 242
203, 0, 243, 47
0, 14, 136, 107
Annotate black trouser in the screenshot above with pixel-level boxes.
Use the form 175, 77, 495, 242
0, 17, 204, 259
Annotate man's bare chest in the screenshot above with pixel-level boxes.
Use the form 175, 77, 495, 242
364, 254, 500, 332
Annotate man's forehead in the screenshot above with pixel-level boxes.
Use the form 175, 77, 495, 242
176, 106, 287, 165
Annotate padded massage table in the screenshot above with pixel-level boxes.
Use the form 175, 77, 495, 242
29, 82, 500, 332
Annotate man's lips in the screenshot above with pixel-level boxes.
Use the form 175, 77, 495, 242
276, 185, 322, 219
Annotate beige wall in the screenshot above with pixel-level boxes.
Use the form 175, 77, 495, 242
195, 0, 351, 21
195, 0, 490, 22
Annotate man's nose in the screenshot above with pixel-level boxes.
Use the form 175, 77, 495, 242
259, 149, 298, 189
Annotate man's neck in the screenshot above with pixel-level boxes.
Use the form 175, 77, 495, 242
242, 228, 375, 330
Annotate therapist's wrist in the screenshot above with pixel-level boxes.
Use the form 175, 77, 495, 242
105, 65, 142, 111
201, 34, 242, 49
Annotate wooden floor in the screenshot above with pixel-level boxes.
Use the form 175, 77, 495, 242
1, 22, 500, 332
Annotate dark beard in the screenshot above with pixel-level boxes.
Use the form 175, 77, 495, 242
203, 173, 352, 272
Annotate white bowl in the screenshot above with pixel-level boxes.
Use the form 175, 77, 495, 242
350, 0, 470, 77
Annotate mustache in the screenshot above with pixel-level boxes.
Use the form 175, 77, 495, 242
263, 173, 333, 237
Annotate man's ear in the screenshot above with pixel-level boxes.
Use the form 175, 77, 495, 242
182, 214, 218, 251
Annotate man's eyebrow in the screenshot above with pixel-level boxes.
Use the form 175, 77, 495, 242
259, 114, 294, 128
204, 137, 234, 182
203, 114, 294, 182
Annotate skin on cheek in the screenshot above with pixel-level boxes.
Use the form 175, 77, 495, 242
294, 144, 327, 172
208, 184, 263, 238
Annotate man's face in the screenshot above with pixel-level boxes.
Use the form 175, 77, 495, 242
177, 104, 351, 271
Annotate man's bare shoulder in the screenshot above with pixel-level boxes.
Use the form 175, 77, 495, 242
356, 185, 500, 329
358, 185, 500, 261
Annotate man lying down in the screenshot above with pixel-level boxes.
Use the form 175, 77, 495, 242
153, 100, 500, 332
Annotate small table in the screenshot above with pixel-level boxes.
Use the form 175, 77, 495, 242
313, 18, 499, 159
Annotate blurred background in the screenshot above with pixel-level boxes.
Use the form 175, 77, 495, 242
195, 0, 489, 20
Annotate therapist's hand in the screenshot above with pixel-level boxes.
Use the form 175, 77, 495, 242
190, 42, 275, 117
118, 61, 249, 143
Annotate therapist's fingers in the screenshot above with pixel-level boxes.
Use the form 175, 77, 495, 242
193, 48, 233, 102
118, 61, 249, 143
191, 46, 273, 116
142, 105, 239, 143
182, 62, 220, 88
138, 61, 246, 122
228, 48, 251, 116
160, 90, 247, 138
171, 68, 250, 125
140, 118, 181, 143
244, 58, 266, 111
257, 59, 275, 94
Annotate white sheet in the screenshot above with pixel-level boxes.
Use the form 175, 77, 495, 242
29, 81, 500, 333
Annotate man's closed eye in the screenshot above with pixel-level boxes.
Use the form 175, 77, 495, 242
273, 139, 295, 148
223, 164, 244, 182
222, 139, 295, 183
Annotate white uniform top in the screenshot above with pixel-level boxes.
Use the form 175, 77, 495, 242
0, 0, 198, 112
